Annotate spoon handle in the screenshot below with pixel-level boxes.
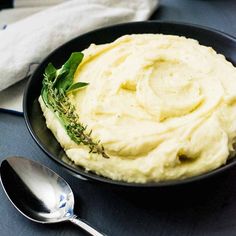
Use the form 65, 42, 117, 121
69, 215, 106, 236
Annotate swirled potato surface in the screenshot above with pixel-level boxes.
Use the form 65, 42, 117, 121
39, 34, 236, 183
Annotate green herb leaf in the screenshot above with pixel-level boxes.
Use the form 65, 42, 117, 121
66, 82, 89, 93
44, 63, 57, 81
41, 86, 49, 107
54, 52, 84, 92
41, 63, 57, 107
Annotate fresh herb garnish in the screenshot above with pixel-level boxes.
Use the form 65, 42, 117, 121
41, 52, 109, 158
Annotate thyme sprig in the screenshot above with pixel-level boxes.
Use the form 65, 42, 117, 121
41, 52, 109, 158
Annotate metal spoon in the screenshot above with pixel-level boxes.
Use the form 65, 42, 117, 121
0, 156, 105, 236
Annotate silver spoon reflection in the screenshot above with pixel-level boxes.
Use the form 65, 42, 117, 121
0, 156, 105, 236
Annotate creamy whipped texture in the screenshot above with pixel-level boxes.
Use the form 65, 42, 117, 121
39, 34, 236, 183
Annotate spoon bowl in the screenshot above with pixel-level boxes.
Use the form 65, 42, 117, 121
0, 156, 104, 236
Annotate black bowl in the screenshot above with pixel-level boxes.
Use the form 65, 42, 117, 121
23, 21, 236, 188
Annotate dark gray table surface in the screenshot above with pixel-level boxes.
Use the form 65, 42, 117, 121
1, 0, 236, 235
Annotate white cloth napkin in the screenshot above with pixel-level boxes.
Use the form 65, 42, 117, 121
0, 0, 159, 112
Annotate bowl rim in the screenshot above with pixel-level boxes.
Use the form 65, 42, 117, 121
23, 20, 236, 188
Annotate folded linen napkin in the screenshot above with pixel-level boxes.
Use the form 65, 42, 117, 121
0, 0, 159, 112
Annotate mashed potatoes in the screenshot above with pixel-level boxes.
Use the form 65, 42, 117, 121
39, 34, 236, 183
